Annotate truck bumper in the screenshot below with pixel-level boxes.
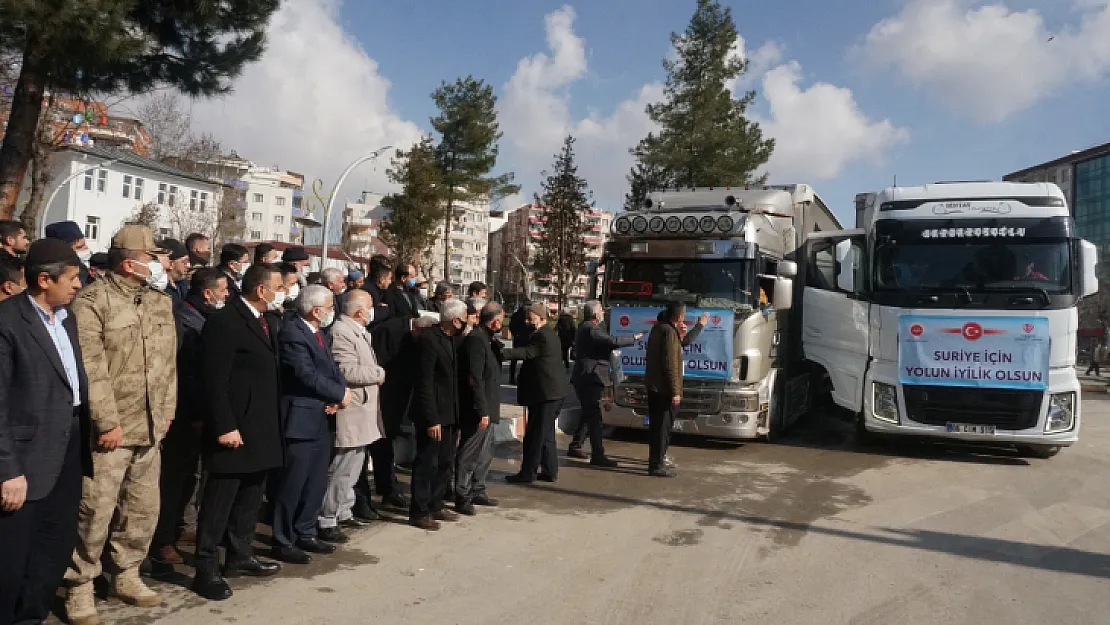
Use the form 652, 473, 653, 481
601, 402, 761, 441
861, 361, 1081, 446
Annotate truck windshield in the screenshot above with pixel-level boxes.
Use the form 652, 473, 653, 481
874, 241, 1071, 293
605, 258, 756, 310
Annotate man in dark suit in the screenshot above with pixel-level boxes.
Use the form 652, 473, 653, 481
191, 264, 286, 601
44, 220, 92, 286
502, 303, 568, 484
0, 239, 90, 624
409, 299, 467, 531
384, 263, 422, 321
273, 285, 350, 562
216, 243, 250, 300
455, 302, 504, 515
568, 300, 642, 468
362, 262, 392, 329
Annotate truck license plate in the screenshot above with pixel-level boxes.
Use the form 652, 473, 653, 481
946, 423, 996, 435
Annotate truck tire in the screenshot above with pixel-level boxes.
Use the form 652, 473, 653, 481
1015, 444, 1061, 459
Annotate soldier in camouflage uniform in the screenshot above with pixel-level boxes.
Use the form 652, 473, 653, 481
64, 225, 178, 625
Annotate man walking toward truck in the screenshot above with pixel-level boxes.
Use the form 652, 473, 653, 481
644, 302, 707, 477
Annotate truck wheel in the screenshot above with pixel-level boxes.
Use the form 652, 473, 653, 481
1016, 444, 1061, 459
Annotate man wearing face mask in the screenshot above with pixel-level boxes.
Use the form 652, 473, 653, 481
158, 238, 192, 307
186, 233, 212, 267
273, 285, 351, 562
149, 268, 229, 573
282, 246, 312, 287
45, 220, 93, 286
385, 263, 422, 320
454, 301, 503, 515
321, 267, 346, 298
64, 225, 177, 623
217, 243, 250, 299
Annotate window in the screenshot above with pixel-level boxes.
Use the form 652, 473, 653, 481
466, 228, 474, 236
250, 230, 262, 239
158, 228, 171, 238
97, 169, 107, 193
84, 216, 100, 241
253, 193, 264, 203
83, 169, 93, 191
276, 197, 286, 206
122, 175, 132, 198
252, 212, 263, 222
158, 183, 167, 204
190, 190, 198, 211
274, 215, 285, 225
134, 178, 144, 201
200, 192, 208, 211
806, 240, 837, 291
168, 186, 178, 208
274, 233, 284, 242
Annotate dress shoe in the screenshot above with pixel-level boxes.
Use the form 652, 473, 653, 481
649, 467, 678, 478
590, 456, 620, 469
455, 500, 476, 516
536, 473, 557, 483
317, 526, 350, 544
472, 494, 499, 507
273, 546, 312, 565
433, 509, 460, 522
178, 530, 197, 545
192, 573, 233, 601
152, 544, 183, 565
567, 448, 589, 460
410, 515, 441, 531
382, 492, 409, 509
223, 557, 281, 578
351, 499, 380, 522
505, 473, 533, 484
340, 517, 372, 528
297, 537, 337, 554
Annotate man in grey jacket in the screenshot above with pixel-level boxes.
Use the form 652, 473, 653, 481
568, 301, 642, 468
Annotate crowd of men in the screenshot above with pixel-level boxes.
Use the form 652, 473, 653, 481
0, 218, 707, 625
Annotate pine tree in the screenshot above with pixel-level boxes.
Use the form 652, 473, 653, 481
0, 0, 280, 217
629, 0, 774, 188
624, 161, 669, 211
532, 135, 593, 307
430, 76, 518, 283
379, 138, 446, 265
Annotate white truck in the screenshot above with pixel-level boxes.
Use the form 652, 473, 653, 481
802, 181, 1098, 457
592, 185, 841, 441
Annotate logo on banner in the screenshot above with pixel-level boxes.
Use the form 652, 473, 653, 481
909, 323, 924, 337
711, 314, 721, 326
619, 315, 630, 327
1023, 323, 1034, 334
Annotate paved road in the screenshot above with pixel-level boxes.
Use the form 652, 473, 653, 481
61, 396, 1110, 625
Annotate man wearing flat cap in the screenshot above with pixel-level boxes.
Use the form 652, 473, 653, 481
158, 238, 192, 308
44, 220, 93, 287
282, 246, 311, 288
63, 225, 178, 624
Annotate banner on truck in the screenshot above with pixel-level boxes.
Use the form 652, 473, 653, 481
898, 315, 1049, 390
609, 306, 734, 380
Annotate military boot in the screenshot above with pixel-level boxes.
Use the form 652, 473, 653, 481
113, 568, 163, 607
65, 582, 100, 625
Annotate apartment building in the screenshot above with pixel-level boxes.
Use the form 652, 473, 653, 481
241, 167, 304, 243
423, 195, 491, 289
342, 191, 389, 258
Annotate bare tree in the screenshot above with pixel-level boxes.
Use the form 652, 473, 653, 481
127, 202, 161, 228
136, 93, 193, 161
213, 187, 246, 248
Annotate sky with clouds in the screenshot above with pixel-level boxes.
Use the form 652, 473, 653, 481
169, 0, 1110, 226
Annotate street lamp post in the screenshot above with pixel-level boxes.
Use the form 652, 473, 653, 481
39, 158, 119, 238
319, 146, 392, 270
510, 253, 530, 300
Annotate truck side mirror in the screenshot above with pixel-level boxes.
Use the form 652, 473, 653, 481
835, 239, 856, 292
1081, 240, 1099, 298
777, 260, 797, 278
773, 277, 793, 309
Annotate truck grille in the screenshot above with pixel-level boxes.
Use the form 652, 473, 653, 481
617, 384, 721, 414
902, 385, 1041, 431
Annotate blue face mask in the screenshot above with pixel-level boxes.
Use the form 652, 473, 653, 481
405, 278, 417, 288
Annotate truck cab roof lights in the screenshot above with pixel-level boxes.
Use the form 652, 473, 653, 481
649, 216, 665, 233
632, 216, 648, 233
881, 196, 1066, 211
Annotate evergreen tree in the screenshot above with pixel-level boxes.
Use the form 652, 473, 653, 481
532, 135, 592, 307
0, 0, 280, 217
630, 0, 773, 189
379, 138, 446, 265
624, 161, 669, 211
430, 76, 518, 282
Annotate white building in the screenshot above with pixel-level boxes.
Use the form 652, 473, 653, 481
36, 145, 225, 252
241, 167, 302, 243
342, 191, 389, 258
423, 195, 491, 289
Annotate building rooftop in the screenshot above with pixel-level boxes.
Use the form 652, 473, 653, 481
62, 145, 228, 187
1005, 141, 1110, 179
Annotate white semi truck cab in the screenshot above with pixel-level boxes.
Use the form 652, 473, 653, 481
802, 181, 1099, 457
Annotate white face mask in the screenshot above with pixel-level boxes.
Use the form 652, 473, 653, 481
321, 309, 336, 327
210, 298, 226, 310
237, 261, 251, 277
286, 283, 300, 301
418, 288, 429, 299
267, 290, 286, 312
76, 248, 92, 263
299, 266, 310, 277
145, 260, 169, 291
365, 307, 375, 326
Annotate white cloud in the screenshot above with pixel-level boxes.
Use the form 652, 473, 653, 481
728, 37, 784, 93
860, 0, 1110, 122
186, 0, 423, 214
754, 62, 910, 181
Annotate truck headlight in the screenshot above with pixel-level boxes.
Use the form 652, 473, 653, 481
1045, 392, 1076, 433
872, 382, 899, 424
722, 392, 757, 412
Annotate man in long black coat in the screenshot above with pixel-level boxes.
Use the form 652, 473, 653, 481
502, 303, 568, 484
454, 302, 504, 515
192, 264, 286, 601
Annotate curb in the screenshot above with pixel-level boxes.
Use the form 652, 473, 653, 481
1081, 385, 1109, 394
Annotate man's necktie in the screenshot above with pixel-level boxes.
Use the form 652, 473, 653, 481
259, 317, 270, 339
316, 331, 325, 350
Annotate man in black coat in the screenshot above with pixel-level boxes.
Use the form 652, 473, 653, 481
556, 309, 576, 370
507, 300, 532, 384
216, 243, 250, 300
192, 264, 287, 601
273, 285, 350, 562
409, 299, 468, 531
568, 300, 642, 467
502, 303, 568, 484
384, 262, 422, 321
362, 262, 393, 329
150, 268, 229, 570
0, 239, 91, 624
454, 302, 504, 515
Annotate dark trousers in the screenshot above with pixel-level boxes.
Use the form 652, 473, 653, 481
0, 420, 82, 625
1086, 361, 1101, 375
152, 421, 202, 550
509, 360, 520, 383
272, 437, 330, 547
355, 436, 398, 506
455, 422, 494, 502
561, 344, 572, 370
647, 392, 677, 470
569, 383, 606, 457
409, 425, 457, 518
520, 399, 563, 480
194, 471, 266, 576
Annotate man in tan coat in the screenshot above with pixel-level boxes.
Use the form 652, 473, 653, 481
318, 290, 386, 543
65, 225, 178, 625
